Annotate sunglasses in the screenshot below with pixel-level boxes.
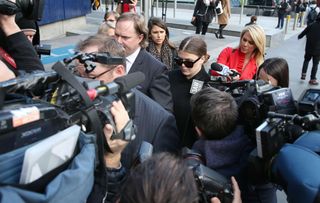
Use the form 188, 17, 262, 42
174, 56, 201, 68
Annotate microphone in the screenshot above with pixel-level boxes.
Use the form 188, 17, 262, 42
210, 62, 239, 77
114, 71, 145, 93
86, 72, 145, 100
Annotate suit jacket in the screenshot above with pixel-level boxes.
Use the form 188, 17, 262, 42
129, 48, 173, 112
121, 89, 181, 169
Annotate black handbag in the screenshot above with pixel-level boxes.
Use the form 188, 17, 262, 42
191, 18, 197, 26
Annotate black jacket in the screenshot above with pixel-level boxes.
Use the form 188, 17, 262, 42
129, 48, 173, 112
2, 31, 44, 75
298, 20, 320, 55
121, 89, 181, 169
169, 68, 210, 148
193, 0, 215, 23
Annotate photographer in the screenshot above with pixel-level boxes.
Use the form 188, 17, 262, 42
89, 99, 131, 203
120, 152, 242, 203
75, 34, 181, 169
0, 0, 44, 76
190, 87, 277, 203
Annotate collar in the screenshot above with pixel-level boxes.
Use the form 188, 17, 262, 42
126, 47, 141, 65
126, 47, 141, 73
191, 67, 210, 82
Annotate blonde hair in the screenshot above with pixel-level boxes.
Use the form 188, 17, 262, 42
97, 22, 115, 36
240, 25, 266, 67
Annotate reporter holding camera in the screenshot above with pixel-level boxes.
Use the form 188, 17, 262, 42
190, 87, 277, 203
92, 100, 130, 203
0, 0, 44, 78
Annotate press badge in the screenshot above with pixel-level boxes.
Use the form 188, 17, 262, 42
190, 79, 204, 94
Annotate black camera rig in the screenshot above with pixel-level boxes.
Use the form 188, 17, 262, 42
0, 56, 144, 156
247, 88, 320, 187
182, 148, 234, 203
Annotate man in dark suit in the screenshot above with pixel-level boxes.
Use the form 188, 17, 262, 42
75, 34, 182, 169
114, 12, 173, 112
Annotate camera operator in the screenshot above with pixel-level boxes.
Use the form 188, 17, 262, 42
120, 152, 242, 203
0, 0, 44, 77
89, 99, 131, 203
190, 87, 277, 203
75, 34, 181, 169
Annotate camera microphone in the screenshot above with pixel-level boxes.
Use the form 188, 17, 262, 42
86, 72, 145, 100
114, 71, 145, 93
210, 62, 239, 77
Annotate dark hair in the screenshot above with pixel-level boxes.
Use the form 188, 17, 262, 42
258, 57, 289, 87
250, 15, 257, 23
191, 87, 239, 139
76, 34, 126, 69
120, 152, 198, 203
116, 12, 148, 48
178, 36, 207, 58
147, 17, 176, 49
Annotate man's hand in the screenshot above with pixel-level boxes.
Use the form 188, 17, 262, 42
104, 100, 130, 168
0, 0, 20, 36
210, 177, 242, 203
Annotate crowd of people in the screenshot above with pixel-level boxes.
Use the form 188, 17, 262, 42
1, 0, 320, 203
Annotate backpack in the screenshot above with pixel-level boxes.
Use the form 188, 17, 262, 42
307, 7, 318, 24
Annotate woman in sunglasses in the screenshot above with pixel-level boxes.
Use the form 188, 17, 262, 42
168, 36, 210, 148
217, 25, 266, 80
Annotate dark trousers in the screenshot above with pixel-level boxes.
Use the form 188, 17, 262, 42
302, 53, 320, 80
196, 21, 210, 35
277, 13, 285, 28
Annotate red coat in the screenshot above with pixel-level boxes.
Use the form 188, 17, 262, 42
217, 47, 258, 80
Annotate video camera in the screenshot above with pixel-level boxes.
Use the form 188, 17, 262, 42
0, 52, 145, 153
207, 64, 297, 139
247, 88, 320, 186
182, 148, 234, 203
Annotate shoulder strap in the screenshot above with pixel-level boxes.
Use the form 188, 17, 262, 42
52, 61, 108, 172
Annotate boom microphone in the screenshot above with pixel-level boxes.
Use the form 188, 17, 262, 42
114, 71, 145, 93
86, 72, 145, 100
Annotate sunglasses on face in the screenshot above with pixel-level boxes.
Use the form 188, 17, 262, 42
174, 56, 201, 68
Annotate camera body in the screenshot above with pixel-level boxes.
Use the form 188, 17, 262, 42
238, 85, 296, 139
182, 148, 234, 203
248, 88, 320, 185
34, 44, 51, 56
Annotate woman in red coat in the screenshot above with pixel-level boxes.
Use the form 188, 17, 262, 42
217, 25, 266, 80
